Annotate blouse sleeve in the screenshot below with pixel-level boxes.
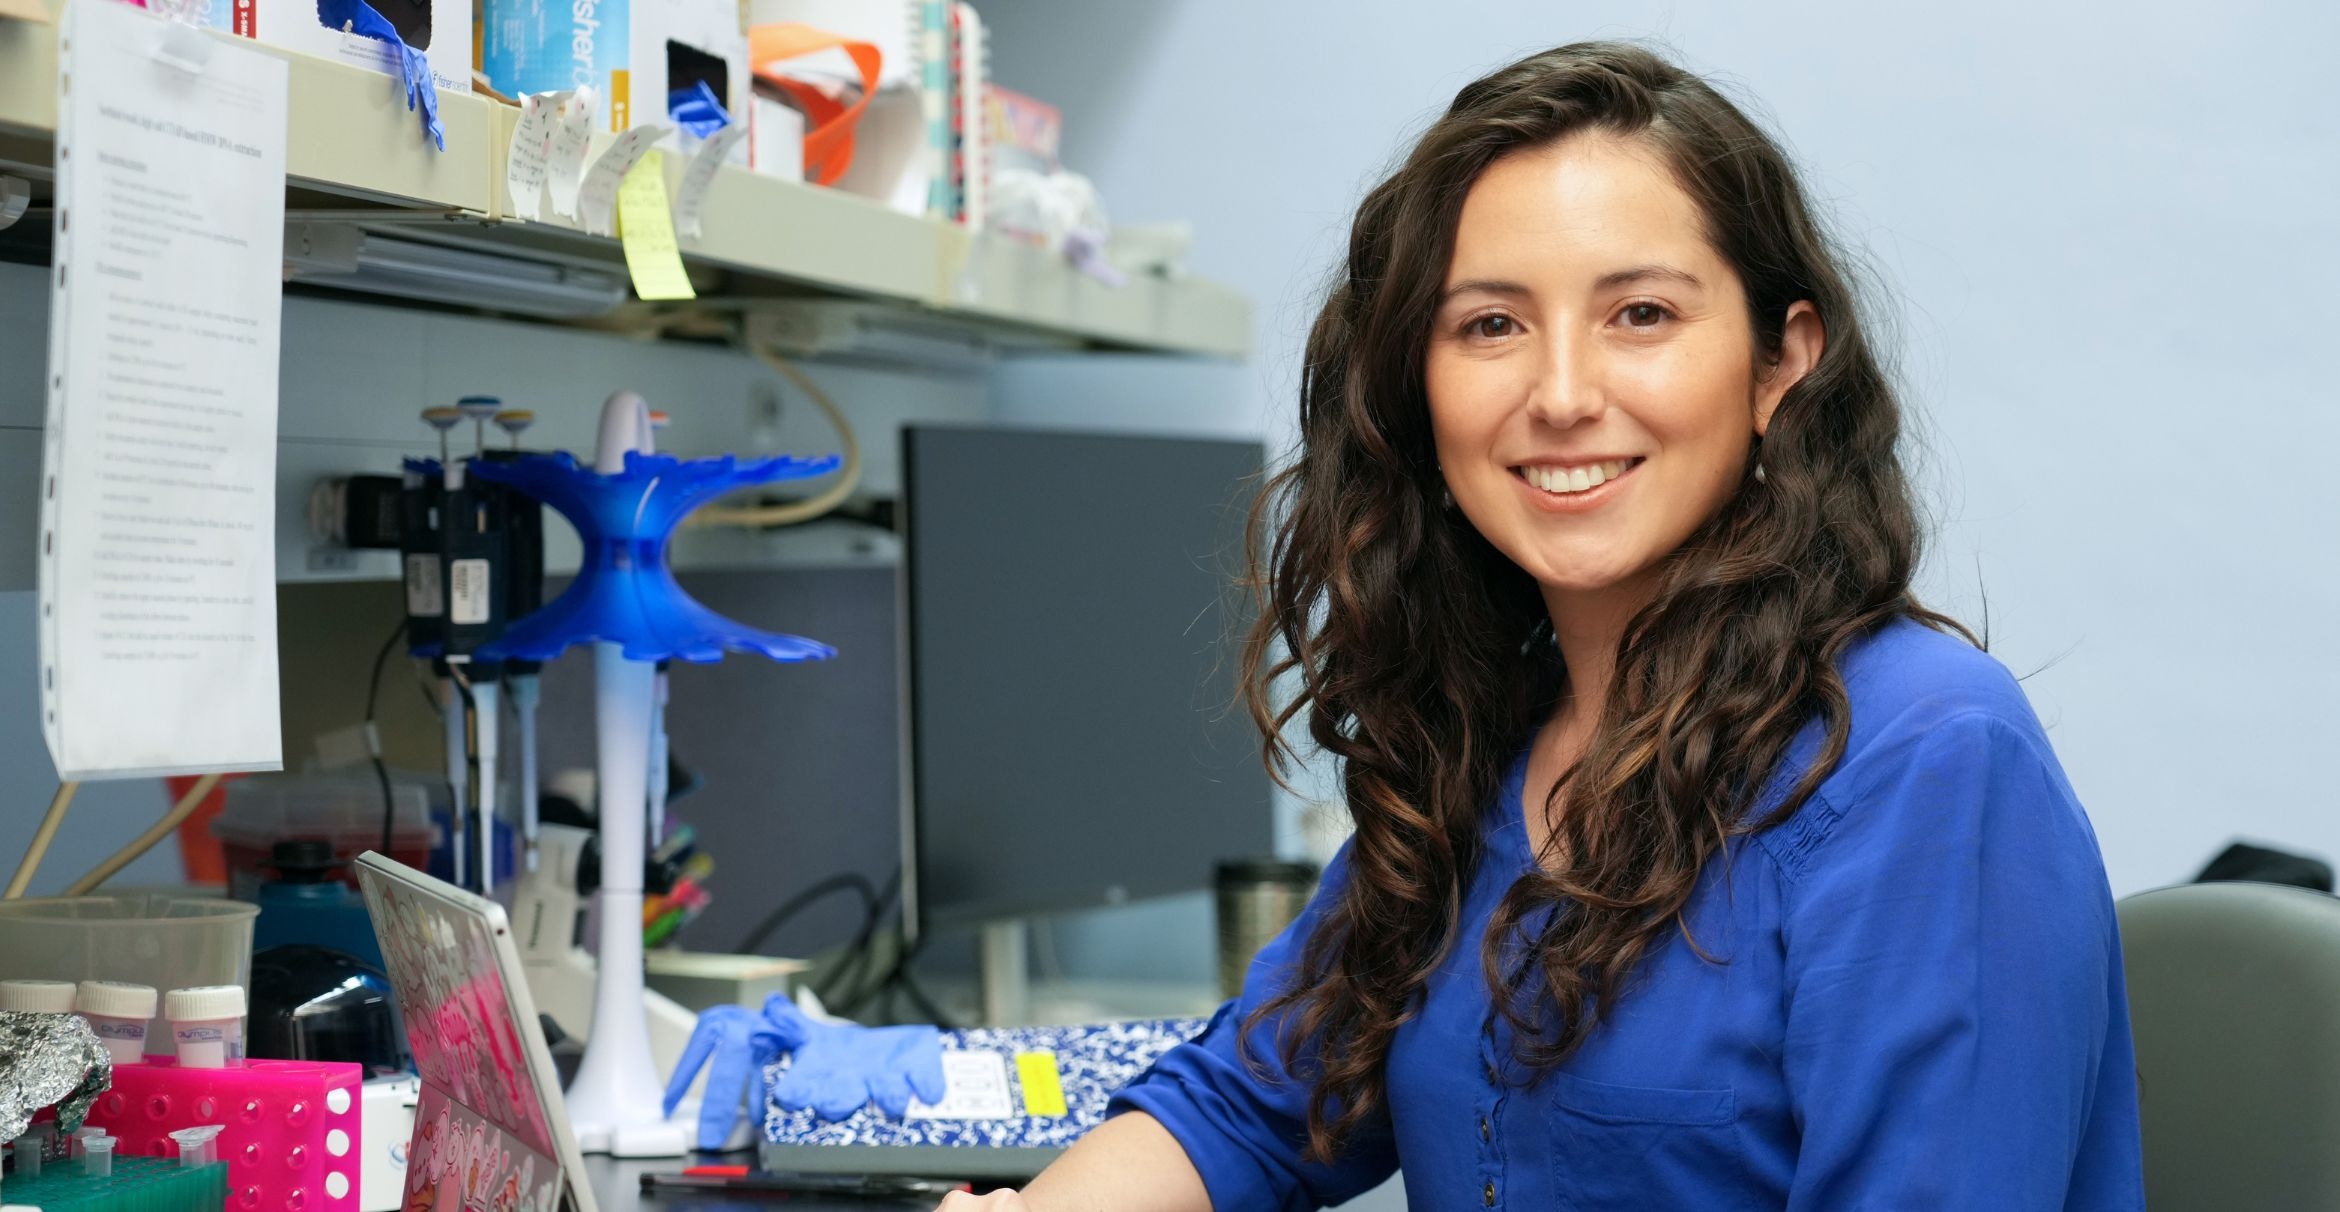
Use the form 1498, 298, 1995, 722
1779, 709, 2138, 1209
1107, 841, 1399, 1211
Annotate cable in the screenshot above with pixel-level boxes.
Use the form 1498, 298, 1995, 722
826, 868, 907, 1015
445, 662, 483, 893
367, 618, 410, 856
685, 347, 864, 530
5, 781, 81, 899
734, 872, 879, 955
891, 956, 957, 1030
62, 772, 224, 896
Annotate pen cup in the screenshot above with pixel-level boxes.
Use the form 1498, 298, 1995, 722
1214, 859, 1320, 1001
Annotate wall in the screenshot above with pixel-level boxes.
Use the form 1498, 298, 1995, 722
980, 0, 2340, 897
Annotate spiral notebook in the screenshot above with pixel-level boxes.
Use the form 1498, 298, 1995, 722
758, 1018, 1207, 1180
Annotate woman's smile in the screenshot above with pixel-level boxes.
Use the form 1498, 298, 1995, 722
1509, 456, 1645, 512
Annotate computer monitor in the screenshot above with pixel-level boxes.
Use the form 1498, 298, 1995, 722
899, 425, 1275, 935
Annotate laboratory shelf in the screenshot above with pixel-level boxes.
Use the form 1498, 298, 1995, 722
0, 13, 496, 211
0, 14, 1251, 359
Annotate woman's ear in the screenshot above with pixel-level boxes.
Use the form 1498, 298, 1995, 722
1754, 300, 1825, 437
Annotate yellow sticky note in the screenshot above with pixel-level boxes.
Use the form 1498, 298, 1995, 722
1014, 1051, 1067, 1118
616, 149, 695, 301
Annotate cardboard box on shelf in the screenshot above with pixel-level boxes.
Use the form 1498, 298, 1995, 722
749, 92, 805, 181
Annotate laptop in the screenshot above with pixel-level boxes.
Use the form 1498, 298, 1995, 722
354, 853, 599, 1212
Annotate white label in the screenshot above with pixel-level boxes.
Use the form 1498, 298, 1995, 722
505, 91, 564, 221
40, 0, 289, 780
577, 123, 670, 237
546, 84, 598, 219
904, 1050, 1014, 1120
449, 558, 491, 625
175, 1025, 224, 1043
673, 123, 747, 240
404, 554, 443, 617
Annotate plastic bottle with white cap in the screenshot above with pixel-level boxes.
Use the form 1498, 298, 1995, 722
163, 985, 246, 1067
0, 980, 77, 1014
74, 981, 157, 1065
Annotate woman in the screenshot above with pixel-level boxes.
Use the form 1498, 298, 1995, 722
942, 41, 2141, 1210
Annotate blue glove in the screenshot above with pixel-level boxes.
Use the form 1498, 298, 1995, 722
314, 0, 444, 150
661, 1004, 779, 1150
756, 996, 947, 1122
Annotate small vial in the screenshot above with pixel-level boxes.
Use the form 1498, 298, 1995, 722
163, 986, 246, 1068
11, 1131, 42, 1178
0, 980, 76, 1014
75, 981, 158, 1065
80, 1134, 114, 1178
168, 1125, 223, 1169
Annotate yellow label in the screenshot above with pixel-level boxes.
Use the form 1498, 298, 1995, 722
610, 69, 630, 133
1015, 1052, 1067, 1118
616, 150, 696, 301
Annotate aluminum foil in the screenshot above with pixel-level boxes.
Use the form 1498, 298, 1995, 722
0, 1010, 111, 1139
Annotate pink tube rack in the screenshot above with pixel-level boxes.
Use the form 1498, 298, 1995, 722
80, 1058, 364, 1212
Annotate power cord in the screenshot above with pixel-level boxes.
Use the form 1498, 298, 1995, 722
735, 871, 881, 955
686, 346, 864, 530
4, 781, 80, 899
367, 618, 409, 855
819, 867, 901, 1011
607, 307, 864, 531
61, 773, 223, 896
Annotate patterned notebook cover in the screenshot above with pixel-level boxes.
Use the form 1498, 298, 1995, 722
760, 1018, 1207, 1152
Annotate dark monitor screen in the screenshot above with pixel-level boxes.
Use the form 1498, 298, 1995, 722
900, 425, 1274, 933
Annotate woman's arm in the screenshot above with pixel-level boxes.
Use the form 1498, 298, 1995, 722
934, 1112, 1211, 1212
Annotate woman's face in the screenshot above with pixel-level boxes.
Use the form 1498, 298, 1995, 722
1426, 133, 1821, 616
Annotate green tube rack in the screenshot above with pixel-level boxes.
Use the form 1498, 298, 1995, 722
1, 1154, 228, 1212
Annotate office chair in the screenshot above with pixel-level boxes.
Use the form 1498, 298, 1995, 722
2119, 880, 2340, 1210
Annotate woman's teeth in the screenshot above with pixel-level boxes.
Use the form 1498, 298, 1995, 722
1522, 459, 1632, 495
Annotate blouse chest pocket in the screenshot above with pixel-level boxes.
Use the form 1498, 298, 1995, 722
1547, 1073, 1754, 1212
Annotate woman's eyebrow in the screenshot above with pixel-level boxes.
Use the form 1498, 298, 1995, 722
1440, 278, 1532, 303
1592, 264, 1706, 292
1441, 265, 1706, 304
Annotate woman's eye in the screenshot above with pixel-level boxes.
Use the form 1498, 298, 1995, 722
1620, 303, 1671, 328
1466, 314, 1516, 339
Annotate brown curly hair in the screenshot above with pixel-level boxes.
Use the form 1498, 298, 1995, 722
1239, 39, 1969, 1163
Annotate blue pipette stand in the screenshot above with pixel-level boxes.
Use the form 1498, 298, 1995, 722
468, 391, 839, 1156
469, 448, 840, 665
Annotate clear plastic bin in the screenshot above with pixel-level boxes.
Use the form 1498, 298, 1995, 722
0, 895, 257, 1058
211, 773, 438, 900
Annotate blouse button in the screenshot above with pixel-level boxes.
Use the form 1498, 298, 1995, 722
1478, 1116, 1490, 1141
1483, 1180, 1496, 1206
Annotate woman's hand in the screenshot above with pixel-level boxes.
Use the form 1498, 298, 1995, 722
934, 1190, 1029, 1210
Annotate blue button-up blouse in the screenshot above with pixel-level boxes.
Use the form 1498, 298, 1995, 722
1111, 619, 2144, 1209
